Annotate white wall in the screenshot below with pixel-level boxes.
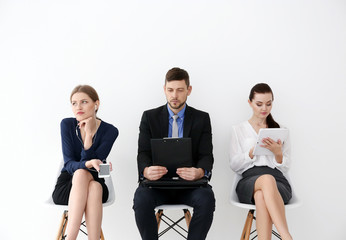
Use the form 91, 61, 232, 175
1, 0, 346, 239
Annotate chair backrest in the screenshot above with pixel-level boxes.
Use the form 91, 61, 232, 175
230, 173, 256, 210
282, 174, 301, 209
230, 172, 301, 210
45, 161, 65, 205
103, 174, 115, 207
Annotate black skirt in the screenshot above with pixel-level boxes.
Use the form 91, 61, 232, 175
52, 170, 109, 205
236, 166, 292, 204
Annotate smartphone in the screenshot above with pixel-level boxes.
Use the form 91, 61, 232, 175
98, 163, 110, 178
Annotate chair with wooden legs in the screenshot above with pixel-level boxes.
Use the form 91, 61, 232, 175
47, 161, 115, 240
155, 204, 192, 239
230, 173, 301, 240
56, 210, 105, 240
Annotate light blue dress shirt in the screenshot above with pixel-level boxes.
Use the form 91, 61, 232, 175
167, 104, 186, 138
166, 104, 211, 178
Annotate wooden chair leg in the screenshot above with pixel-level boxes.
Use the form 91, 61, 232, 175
183, 209, 191, 229
56, 210, 68, 240
240, 210, 254, 240
156, 209, 164, 230
100, 228, 105, 240
55, 209, 106, 240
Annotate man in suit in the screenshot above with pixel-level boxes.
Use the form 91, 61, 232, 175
133, 67, 215, 240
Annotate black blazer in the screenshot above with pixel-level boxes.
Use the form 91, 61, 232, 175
137, 104, 214, 181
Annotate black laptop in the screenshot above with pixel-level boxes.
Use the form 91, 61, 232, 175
141, 138, 208, 188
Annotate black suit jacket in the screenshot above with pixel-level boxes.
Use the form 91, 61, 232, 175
137, 104, 214, 181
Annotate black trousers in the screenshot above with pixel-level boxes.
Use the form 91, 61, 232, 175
133, 185, 215, 240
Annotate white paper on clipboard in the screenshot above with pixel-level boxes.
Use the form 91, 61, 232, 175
253, 128, 289, 156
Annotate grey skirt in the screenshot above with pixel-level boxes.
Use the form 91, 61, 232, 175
236, 166, 292, 204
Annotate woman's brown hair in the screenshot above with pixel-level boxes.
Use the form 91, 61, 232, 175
249, 83, 280, 128
70, 85, 100, 113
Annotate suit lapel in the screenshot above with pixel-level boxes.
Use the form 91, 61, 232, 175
183, 105, 193, 137
159, 105, 169, 138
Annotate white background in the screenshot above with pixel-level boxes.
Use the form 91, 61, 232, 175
1, 0, 346, 239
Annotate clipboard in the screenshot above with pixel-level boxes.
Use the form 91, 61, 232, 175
150, 138, 193, 179
253, 128, 288, 156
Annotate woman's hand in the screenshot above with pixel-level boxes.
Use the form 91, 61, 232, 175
78, 117, 97, 150
86, 160, 113, 173
85, 159, 103, 171
79, 117, 96, 136
249, 147, 255, 159
260, 138, 283, 163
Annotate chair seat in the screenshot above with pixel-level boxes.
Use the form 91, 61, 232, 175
155, 204, 192, 210
46, 167, 115, 208
230, 173, 302, 210
48, 161, 116, 240
230, 173, 302, 240
46, 176, 115, 208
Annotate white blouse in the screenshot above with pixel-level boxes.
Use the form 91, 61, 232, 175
229, 121, 290, 175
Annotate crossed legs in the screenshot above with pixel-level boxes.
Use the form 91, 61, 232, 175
253, 174, 292, 240
66, 169, 103, 240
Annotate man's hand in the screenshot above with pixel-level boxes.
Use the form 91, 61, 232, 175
143, 166, 168, 181
176, 167, 204, 181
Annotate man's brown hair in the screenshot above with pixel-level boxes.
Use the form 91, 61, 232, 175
165, 67, 190, 87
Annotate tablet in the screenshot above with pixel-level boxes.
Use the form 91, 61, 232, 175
253, 128, 289, 156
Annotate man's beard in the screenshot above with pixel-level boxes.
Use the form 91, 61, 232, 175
168, 100, 186, 110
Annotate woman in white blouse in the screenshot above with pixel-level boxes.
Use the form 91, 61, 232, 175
230, 83, 293, 240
